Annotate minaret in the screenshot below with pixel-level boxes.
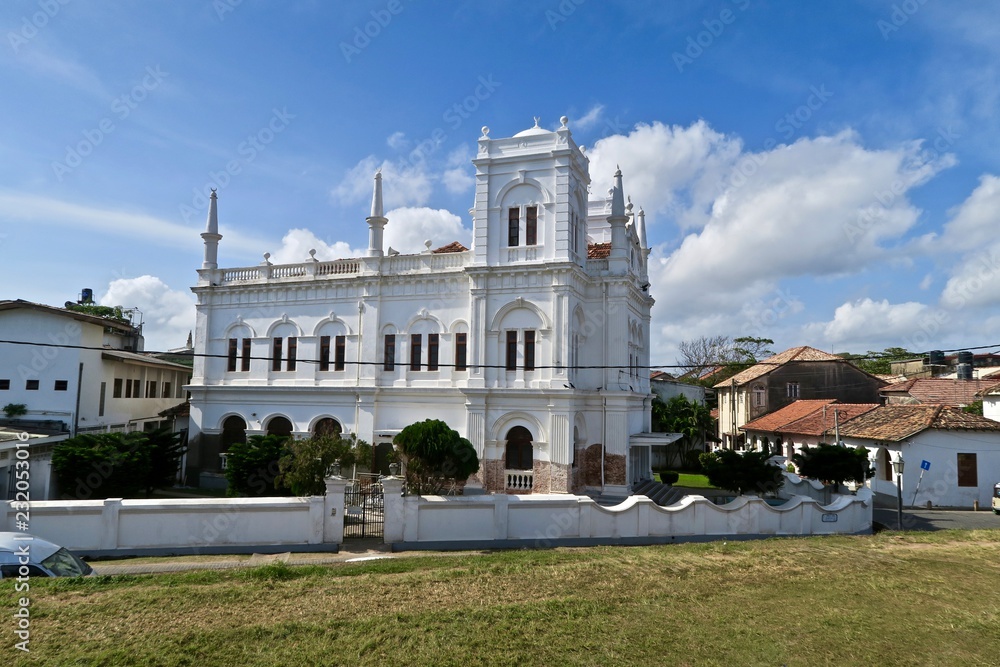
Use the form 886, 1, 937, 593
201, 189, 222, 269
608, 167, 629, 272
366, 170, 387, 257
637, 207, 650, 282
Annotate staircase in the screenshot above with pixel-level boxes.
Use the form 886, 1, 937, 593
632, 479, 687, 507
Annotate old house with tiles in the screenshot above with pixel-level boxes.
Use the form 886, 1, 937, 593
187, 118, 666, 496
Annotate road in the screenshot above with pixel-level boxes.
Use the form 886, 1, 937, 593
873, 507, 1000, 531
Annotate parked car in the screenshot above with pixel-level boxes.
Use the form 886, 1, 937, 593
0, 532, 93, 578
993, 482, 1000, 515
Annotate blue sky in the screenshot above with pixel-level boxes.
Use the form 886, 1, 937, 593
2, 1, 999, 363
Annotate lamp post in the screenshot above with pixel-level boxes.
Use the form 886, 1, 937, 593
891, 452, 904, 531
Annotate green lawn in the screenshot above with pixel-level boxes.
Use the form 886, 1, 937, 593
656, 471, 717, 488
4, 530, 1000, 665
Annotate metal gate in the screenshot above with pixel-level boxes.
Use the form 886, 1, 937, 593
343, 479, 384, 539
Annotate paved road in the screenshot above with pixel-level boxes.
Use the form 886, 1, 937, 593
873, 507, 1000, 531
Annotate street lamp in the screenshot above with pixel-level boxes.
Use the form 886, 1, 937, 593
891, 452, 905, 531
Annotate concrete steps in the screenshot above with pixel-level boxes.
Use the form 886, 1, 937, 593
633, 480, 687, 507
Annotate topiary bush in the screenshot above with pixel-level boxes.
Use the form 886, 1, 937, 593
657, 470, 680, 485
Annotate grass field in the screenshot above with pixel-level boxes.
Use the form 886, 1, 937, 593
4, 530, 1000, 666
656, 471, 717, 488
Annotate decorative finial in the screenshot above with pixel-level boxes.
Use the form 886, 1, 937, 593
481, 126, 490, 137
626, 196, 633, 214
560, 115, 568, 128
309, 249, 317, 259
424, 239, 432, 249
533, 116, 541, 128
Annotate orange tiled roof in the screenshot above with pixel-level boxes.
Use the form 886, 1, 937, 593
835, 404, 1000, 442
715, 346, 847, 388
741, 399, 836, 433
587, 242, 611, 259
778, 403, 880, 437
880, 378, 996, 406
431, 241, 469, 254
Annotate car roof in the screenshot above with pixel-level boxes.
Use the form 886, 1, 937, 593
0, 532, 63, 562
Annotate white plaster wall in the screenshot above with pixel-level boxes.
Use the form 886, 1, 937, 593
984, 395, 999, 423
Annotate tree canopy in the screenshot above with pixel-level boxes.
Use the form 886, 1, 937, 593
676, 335, 774, 384
698, 449, 784, 496
51, 428, 185, 499
225, 434, 292, 497
394, 419, 480, 495
277, 433, 371, 496
792, 443, 873, 489
837, 347, 914, 375
652, 394, 715, 468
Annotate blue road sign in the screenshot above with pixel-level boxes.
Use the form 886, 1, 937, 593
921, 460, 930, 471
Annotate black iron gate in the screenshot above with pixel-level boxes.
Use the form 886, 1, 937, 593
343, 479, 384, 539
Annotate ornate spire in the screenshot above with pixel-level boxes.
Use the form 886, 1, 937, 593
637, 207, 647, 249
611, 166, 626, 218
201, 189, 222, 270
370, 169, 384, 219
205, 189, 219, 234
366, 170, 387, 257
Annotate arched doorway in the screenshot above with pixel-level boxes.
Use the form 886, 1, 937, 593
505, 426, 533, 470
221, 416, 247, 452
878, 448, 892, 481
313, 417, 342, 438
266, 416, 293, 438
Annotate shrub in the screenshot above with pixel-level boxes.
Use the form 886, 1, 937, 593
225, 434, 292, 497
699, 449, 784, 497
792, 443, 873, 490
2, 403, 27, 418
657, 470, 680, 485
51, 432, 154, 499
277, 433, 371, 496
394, 419, 480, 495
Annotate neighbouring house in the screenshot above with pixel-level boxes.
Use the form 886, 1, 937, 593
0, 300, 193, 498
649, 371, 705, 405
880, 377, 996, 408
980, 382, 1000, 423
188, 118, 666, 496
714, 346, 885, 449
741, 399, 879, 460
890, 350, 1000, 380
835, 404, 1000, 508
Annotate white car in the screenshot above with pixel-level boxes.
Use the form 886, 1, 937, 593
0, 532, 93, 578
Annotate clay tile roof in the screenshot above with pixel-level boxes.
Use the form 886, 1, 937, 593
431, 241, 468, 254
880, 378, 996, 406
778, 403, 880, 437
741, 399, 836, 433
649, 370, 674, 381
835, 405, 1000, 442
714, 346, 846, 388
587, 242, 611, 259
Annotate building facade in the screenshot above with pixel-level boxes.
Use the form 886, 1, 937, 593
188, 119, 660, 495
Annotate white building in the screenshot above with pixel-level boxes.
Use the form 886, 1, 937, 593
188, 118, 662, 495
0, 300, 193, 498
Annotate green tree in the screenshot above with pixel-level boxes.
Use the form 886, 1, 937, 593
394, 419, 480, 495
225, 434, 292, 497
51, 432, 153, 499
143, 427, 186, 496
838, 347, 914, 375
962, 400, 984, 416
64, 303, 134, 325
732, 336, 775, 364
792, 443, 873, 491
277, 433, 372, 496
698, 449, 784, 496
652, 394, 715, 467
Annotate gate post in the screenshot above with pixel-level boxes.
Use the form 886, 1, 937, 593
324, 475, 349, 545
381, 475, 405, 545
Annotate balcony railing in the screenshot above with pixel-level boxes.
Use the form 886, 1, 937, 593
506, 469, 534, 492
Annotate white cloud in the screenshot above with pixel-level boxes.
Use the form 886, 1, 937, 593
919, 274, 934, 290
331, 156, 433, 210
940, 246, 1000, 310
573, 104, 604, 131
803, 298, 933, 349
386, 131, 409, 151
0, 190, 266, 254
441, 145, 475, 194
384, 207, 469, 254
100, 276, 196, 352
938, 174, 1000, 252
268, 228, 362, 265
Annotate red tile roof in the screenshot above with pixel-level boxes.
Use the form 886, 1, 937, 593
778, 403, 880, 437
587, 242, 611, 259
649, 370, 675, 381
741, 399, 836, 433
714, 346, 848, 388
431, 241, 469, 254
835, 405, 1000, 442
880, 378, 995, 406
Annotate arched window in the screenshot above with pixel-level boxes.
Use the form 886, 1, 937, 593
314, 418, 342, 438
266, 416, 293, 438
221, 416, 247, 453
505, 426, 533, 470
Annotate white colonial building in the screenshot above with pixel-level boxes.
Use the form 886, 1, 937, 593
188, 118, 661, 495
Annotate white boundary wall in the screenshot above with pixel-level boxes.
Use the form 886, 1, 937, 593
381, 478, 873, 548
2, 478, 348, 557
